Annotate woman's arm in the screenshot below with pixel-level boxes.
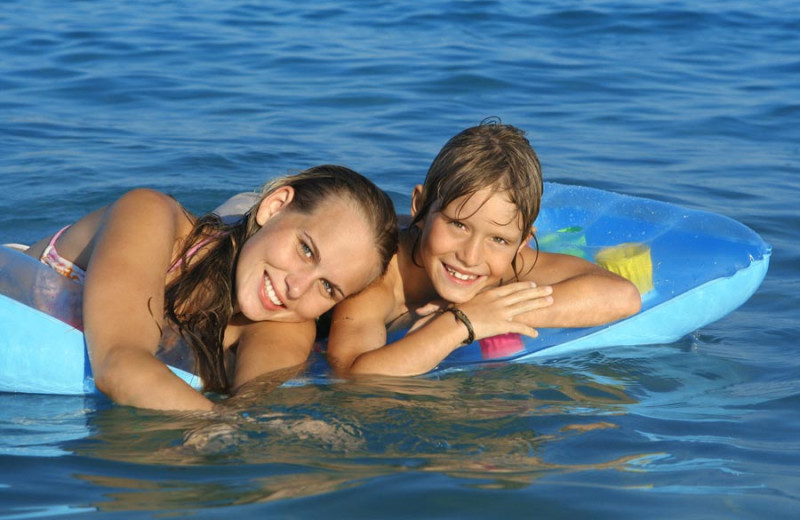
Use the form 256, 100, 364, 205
229, 319, 316, 392
82, 189, 215, 411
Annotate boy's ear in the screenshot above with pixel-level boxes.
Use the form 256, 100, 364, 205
517, 226, 536, 254
255, 186, 295, 226
410, 184, 424, 219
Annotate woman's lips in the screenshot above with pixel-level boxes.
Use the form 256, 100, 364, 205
260, 271, 285, 310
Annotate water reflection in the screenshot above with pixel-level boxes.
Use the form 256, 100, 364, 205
65, 363, 653, 512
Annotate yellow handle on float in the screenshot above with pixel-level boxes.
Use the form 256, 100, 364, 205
594, 243, 654, 294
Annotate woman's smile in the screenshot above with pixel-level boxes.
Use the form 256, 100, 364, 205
237, 193, 382, 323
259, 271, 285, 310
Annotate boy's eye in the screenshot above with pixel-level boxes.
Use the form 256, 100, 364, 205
492, 236, 510, 246
449, 220, 466, 230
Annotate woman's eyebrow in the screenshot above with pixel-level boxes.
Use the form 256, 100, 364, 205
304, 231, 321, 262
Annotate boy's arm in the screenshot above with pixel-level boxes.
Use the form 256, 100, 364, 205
327, 279, 553, 377
515, 248, 641, 327
326, 281, 397, 375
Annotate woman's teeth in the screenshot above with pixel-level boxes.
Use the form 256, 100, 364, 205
264, 276, 283, 306
445, 265, 477, 281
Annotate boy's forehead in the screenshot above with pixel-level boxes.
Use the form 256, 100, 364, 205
440, 190, 524, 229
447, 188, 512, 211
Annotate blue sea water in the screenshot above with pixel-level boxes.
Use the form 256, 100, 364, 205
1, 0, 799, 518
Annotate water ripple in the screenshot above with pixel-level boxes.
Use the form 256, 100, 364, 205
1, 0, 799, 517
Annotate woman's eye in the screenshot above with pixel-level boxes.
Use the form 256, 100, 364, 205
321, 279, 334, 297
300, 242, 313, 259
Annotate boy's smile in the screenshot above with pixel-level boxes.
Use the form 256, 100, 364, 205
416, 187, 526, 303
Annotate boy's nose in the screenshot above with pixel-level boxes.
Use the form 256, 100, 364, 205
459, 236, 483, 266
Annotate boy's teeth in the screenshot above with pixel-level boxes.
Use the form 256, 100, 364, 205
264, 276, 282, 306
446, 265, 477, 281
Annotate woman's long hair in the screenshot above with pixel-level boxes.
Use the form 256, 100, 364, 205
164, 165, 398, 394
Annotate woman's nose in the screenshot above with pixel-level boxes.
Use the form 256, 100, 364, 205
285, 270, 314, 299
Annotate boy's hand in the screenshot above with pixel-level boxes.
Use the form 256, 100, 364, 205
458, 282, 554, 341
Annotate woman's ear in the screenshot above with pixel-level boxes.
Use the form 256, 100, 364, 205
410, 184, 424, 219
255, 186, 295, 226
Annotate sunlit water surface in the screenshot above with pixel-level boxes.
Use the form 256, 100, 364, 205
1, 0, 799, 518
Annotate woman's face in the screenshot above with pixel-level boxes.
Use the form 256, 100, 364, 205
414, 187, 527, 304
236, 188, 382, 323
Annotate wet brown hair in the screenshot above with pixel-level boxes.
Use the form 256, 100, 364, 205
410, 118, 544, 277
164, 165, 398, 394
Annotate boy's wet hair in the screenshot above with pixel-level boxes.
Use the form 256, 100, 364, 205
410, 118, 543, 275
410, 118, 543, 236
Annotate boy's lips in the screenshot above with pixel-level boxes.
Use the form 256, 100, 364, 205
442, 262, 482, 283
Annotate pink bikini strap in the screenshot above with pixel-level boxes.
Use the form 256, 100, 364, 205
46, 226, 70, 252
168, 236, 216, 273
39, 225, 71, 263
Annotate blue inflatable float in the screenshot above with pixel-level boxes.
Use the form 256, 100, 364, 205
0, 183, 771, 395
433, 183, 771, 369
0, 247, 201, 395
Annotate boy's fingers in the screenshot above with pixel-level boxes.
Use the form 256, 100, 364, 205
506, 323, 538, 339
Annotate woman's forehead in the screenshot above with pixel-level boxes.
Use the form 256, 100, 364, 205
304, 202, 381, 293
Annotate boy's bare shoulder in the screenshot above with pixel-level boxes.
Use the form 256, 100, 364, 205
336, 260, 402, 324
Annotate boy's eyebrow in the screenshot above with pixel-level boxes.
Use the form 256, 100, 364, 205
304, 231, 346, 299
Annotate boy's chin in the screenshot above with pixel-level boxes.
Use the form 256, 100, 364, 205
435, 284, 480, 305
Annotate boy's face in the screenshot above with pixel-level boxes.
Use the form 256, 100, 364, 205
415, 187, 527, 303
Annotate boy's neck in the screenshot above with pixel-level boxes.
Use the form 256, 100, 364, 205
397, 227, 439, 306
